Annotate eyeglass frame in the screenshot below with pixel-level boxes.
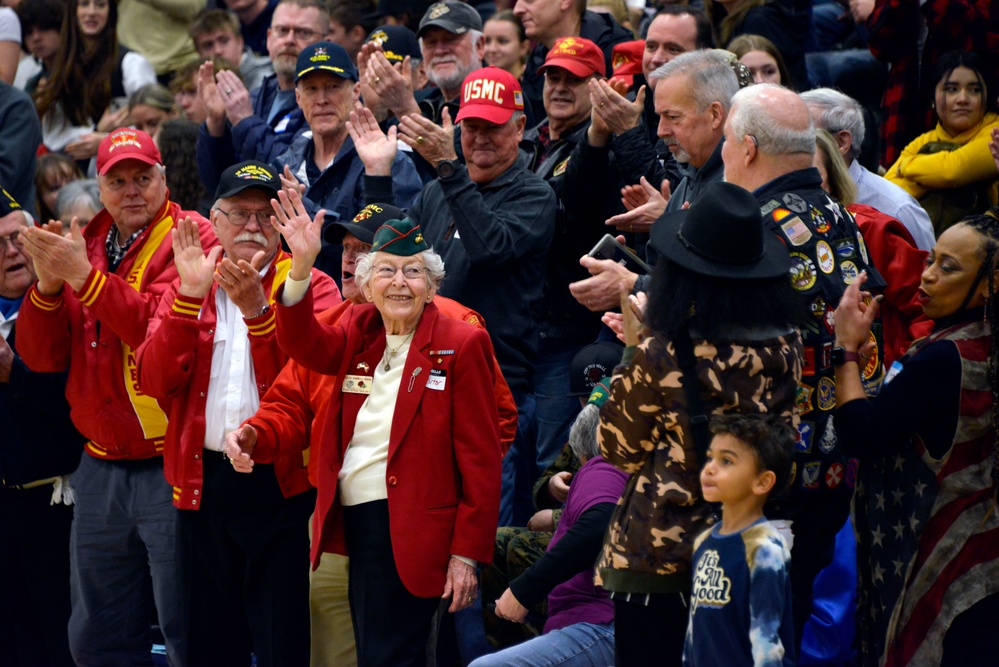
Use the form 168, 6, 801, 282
212, 208, 274, 227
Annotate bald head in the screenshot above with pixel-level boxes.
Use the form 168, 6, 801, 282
722, 84, 816, 191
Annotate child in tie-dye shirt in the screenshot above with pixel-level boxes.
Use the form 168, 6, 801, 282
683, 414, 797, 667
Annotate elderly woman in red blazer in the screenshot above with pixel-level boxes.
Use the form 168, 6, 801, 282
225, 189, 502, 667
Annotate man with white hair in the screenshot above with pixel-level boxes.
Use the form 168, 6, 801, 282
136, 161, 341, 665
801, 87, 935, 251
360, 0, 485, 179
569, 50, 740, 312
722, 83, 886, 649
18, 128, 215, 664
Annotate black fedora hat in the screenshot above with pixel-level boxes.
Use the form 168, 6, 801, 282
650, 181, 789, 280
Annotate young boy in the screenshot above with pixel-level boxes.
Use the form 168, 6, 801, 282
683, 413, 797, 667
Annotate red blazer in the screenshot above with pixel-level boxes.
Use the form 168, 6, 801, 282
271, 290, 501, 598
249, 296, 517, 490
135, 250, 342, 508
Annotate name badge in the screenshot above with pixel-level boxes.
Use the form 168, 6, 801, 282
343, 375, 373, 394
426, 368, 446, 391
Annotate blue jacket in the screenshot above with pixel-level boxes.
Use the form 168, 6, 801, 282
274, 132, 423, 278
196, 74, 308, 196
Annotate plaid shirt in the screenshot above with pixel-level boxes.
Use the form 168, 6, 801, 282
867, 0, 999, 167
105, 225, 144, 273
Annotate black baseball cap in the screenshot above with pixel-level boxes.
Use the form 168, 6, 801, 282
0, 187, 22, 218
324, 203, 406, 245
214, 161, 281, 200
366, 25, 421, 63
417, 1, 482, 38
296, 41, 359, 83
569, 340, 624, 396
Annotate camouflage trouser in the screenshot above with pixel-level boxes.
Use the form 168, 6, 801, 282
480, 527, 552, 649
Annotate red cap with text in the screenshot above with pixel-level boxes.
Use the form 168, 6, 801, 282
539, 36, 606, 78
455, 67, 525, 124
611, 40, 644, 86
97, 128, 162, 175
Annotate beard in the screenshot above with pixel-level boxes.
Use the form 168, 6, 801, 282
427, 57, 480, 96
272, 53, 298, 79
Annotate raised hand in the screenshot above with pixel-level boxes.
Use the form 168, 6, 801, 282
173, 216, 222, 299
590, 78, 645, 136
398, 107, 458, 168
606, 177, 671, 233
347, 105, 398, 176
271, 187, 325, 280
215, 69, 254, 127
198, 60, 227, 137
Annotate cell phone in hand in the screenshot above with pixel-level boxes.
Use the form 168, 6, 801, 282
109, 97, 128, 113
587, 234, 652, 274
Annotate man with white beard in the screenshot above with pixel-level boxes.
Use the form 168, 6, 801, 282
361, 1, 485, 177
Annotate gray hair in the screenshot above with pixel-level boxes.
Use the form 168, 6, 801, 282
354, 248, 446, 294
55, 179, 101, 220
729, 84, 815, 156
650, 49, 740, 112
799, 88, 865, 156
568, 404, 601, 461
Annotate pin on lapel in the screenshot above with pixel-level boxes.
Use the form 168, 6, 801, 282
408, 366, 422, 392
357, 362, 370, 373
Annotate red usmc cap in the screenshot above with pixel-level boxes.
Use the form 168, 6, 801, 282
539, 36, 606, 78
611, 40, 644, 86
97, 128, 162, 175
455, 67, 524, 124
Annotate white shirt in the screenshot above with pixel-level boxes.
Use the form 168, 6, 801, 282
849, 158, 936, 251
0, 305, 17, 342
338, 334, 412, 506
203, 265, 271, 450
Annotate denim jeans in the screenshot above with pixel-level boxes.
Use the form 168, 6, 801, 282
533, 341, 585, 475
499, 391, 537, 527
468, 622, 615, 667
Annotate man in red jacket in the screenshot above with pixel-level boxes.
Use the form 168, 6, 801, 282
17, 128, 214, 666
136, 160, 341, 666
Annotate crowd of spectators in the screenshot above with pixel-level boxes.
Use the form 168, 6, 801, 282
3, 0, 999, 665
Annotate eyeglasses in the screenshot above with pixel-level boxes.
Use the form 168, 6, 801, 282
1, 232, 24, 250
374, 264, 425, 280
270, 25, 326, 41
214, 208, 272, 226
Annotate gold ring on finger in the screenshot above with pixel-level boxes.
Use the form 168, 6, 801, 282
374, 76, 380, 83
417, 136, 425, 143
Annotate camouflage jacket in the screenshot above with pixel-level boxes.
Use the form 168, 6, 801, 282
596, 329, 803, 594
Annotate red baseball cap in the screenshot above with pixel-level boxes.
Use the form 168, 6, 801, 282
97, 128, 162, 175
611, 40, 645, 87
455, 67, 525, 124
539, 36, 606, 78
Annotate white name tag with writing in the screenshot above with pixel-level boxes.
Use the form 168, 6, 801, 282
426, 369, 446, 391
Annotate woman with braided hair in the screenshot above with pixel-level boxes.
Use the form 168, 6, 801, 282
834, 214, 999, 667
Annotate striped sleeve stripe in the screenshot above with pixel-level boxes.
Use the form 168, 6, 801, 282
246, 310, 277, 337
78, 270, 107, 307
28, 289, 63, 311
171, 294, 203, 318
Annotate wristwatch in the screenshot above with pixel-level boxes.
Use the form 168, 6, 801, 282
831, 347, 860, 367
436, 159, 462, 179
